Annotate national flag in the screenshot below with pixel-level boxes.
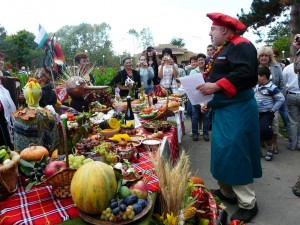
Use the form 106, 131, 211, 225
34, 24, 49, 48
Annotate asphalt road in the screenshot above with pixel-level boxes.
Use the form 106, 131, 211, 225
180, 120, 300, 225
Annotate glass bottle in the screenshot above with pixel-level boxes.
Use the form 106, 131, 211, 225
124, 96, 135, 128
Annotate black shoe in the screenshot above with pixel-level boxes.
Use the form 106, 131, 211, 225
193, 135, 198, 141
203, 134, 210, 142
230, 203, 258, 223
211, 189, 238, 204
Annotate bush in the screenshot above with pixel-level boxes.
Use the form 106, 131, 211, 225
93, 66, 118, 86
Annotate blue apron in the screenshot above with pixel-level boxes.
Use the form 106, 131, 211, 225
208, 89, 262, 185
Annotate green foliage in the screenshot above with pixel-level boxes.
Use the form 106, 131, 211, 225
272, 36, 291, 58
128, 27, 154, 50
170, 37, 185, 48
93, 66, 117, 86
56, 23, 113, 64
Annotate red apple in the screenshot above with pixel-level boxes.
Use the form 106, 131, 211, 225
129, 180, 148, 200
44, 161, 67, 178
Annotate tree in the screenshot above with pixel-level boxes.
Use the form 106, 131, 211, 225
56, 23, 113, 65
170, 37, 185, 48
0, 24, 7, 47
2, 30, 42, 70
128, 28, 154, 52
238, 0, 300, 57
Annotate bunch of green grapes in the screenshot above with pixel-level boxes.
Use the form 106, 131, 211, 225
104, 153, 119, 165
100, 205, 135, 222
64, 154, 94, 169
93, 142, 113, 155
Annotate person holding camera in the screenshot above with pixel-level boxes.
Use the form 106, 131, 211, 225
294, 34, 300, 82
138, 55, 154, 94
158, 48, 179, 94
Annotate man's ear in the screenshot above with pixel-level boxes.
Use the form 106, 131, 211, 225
221, 27, 228, 35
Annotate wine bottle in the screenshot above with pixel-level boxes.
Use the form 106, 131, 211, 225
124, 96, 135, 128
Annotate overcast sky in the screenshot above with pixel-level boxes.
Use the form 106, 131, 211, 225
1, 0, 258, 55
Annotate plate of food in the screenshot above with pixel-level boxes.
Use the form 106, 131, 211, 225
141, 121, 172, 133
79, 194, 152, 225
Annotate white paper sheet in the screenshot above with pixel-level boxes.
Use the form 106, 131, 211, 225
178, 73, 213, 105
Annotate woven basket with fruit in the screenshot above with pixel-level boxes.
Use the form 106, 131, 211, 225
0, 146, 20, 201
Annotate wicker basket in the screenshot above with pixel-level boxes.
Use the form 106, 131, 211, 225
0, 151, 21, 201
43, 121, 76, 199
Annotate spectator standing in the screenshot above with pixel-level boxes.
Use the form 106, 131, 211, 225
197, 12, 262, 223
74, 52, 95, 85
158, 48, 179, 94
257, 46, 284, 154
293, 34, 300, 85
138, 55, 154, 94
18, 66, 28, 76
190, 53, 210, 141
146, 46, 161, 85
178, 64, 186, 77
273, 49, 288, 131
255, 67, 285, 161
0, 53, 10, 76
35, 68, 57, 107
283, 62, 300, 151
205, 44, 216, 65
110, 57, 141, 97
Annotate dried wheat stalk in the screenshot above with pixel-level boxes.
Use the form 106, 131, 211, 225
150, 148, 191, 216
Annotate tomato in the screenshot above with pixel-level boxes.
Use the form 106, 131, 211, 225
66, 113, 74, 120
158, 106, 166, 112
142, 108, 153, 114
229, 220, 246, 225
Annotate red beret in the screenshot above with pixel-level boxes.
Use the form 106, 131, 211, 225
207, 12, 247, 31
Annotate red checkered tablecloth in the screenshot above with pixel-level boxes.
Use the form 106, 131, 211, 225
0, 153, 160, 225
0, 176, 79, 225
0, 127, 178, 225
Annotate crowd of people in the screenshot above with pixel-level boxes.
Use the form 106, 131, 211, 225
1, 12, 300, 224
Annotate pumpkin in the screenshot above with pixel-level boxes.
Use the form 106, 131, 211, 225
190, 176, 205, 185
70, 161, 117, 214
20, 145, 49, 161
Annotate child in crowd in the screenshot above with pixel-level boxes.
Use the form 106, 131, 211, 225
254, 67, 285, 161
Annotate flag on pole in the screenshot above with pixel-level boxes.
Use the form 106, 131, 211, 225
34, 24, 49, 48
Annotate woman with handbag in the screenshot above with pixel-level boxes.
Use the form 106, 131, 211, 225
158, 48, 179, 94
138, 55, 154, 94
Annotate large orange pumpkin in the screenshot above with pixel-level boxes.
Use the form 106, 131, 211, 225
20, 145, 49, 161
70, 161, 117, 214
190, 176, 205, 185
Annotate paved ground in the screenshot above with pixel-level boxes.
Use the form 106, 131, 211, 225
180, 120, 300, 225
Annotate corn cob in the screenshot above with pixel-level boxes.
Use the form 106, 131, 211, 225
183, 206, 197, 220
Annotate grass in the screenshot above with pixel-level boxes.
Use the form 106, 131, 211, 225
278, 116, 288, 139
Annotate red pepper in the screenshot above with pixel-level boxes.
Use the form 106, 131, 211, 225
229, 220, 246, 225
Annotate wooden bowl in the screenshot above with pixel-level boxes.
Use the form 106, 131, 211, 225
100, 128, 120, 137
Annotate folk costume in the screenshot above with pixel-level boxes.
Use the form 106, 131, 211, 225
205, 12, 262, 222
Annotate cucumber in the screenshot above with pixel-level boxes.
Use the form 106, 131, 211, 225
138, 112, 157, 119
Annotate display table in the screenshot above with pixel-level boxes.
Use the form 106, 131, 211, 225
0, 123, 181, 225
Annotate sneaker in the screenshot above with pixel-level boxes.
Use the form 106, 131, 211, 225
211, 189, 237, 204
265, 150, 273, 161
230, 203, 258, 223
193, 135, 199, 141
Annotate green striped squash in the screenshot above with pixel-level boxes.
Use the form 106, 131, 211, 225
70, 161, 117, 214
